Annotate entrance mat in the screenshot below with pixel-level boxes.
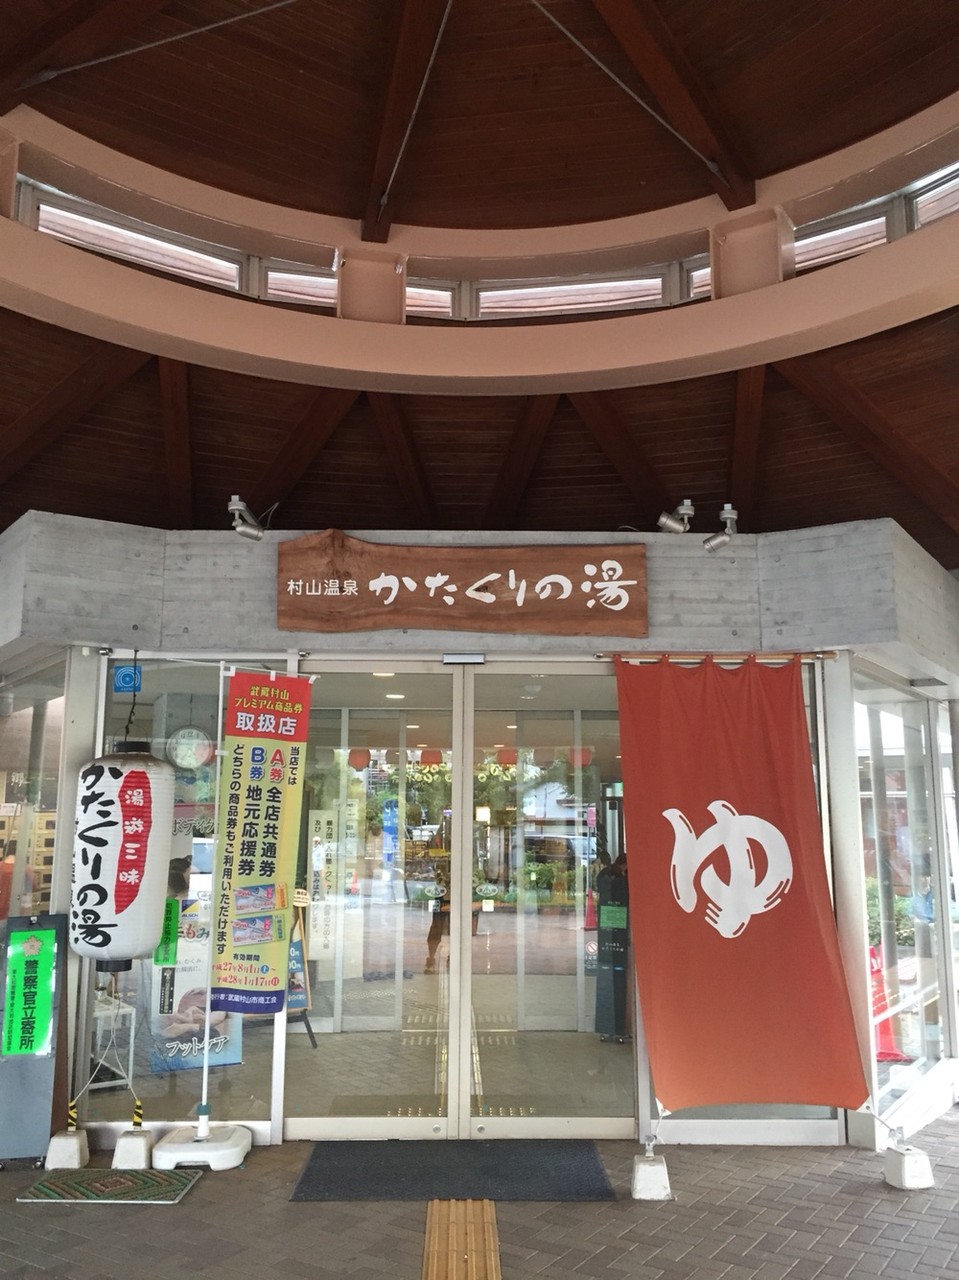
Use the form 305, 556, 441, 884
18, 1167, 202, 1204
291, 1139, 616, 1202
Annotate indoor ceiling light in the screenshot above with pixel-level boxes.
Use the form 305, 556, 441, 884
703, 504, 738, 552
228, 494, 263, 541
657, 499, 695, 533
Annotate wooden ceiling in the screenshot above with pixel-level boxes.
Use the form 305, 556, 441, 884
1, 2, 959, 569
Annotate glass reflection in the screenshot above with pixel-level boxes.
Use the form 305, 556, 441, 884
856, 678, 943, 1112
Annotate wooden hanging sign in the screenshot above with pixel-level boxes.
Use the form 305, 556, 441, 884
277, 529, 647, 636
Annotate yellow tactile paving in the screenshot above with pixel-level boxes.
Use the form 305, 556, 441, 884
422, 1198, 502, 1280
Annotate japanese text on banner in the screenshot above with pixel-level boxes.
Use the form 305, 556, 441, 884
209, 672, 311, 1016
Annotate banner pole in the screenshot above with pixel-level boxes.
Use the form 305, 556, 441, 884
195, 660, 229, 1138
151, 662, 254, 1170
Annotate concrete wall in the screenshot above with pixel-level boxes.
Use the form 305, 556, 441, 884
2, 511, 958, 691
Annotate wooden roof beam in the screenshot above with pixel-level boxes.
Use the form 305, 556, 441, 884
0, 343, 153, 483
589, 0, 755, 210
481, 395, 560, 529
157, 357, 193, 529
360, 0, 452, 243
247, 387, 360, 519
568, 390, 672, 522
729, 365, 766, 532
0, 1, 175, 110
774, 355, 959, 536
367, 392, 438, 525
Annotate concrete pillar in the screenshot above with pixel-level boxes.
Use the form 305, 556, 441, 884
710, 206, 795, 298
0, 132, 19, 221
337, 249, 407, 323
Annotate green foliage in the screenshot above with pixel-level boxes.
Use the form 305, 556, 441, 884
865, 876, 915, 947
522, 859, 555, 890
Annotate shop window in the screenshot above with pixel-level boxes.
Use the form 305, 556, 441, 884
80, 657, 271, 1127
0, 659, 66, 923
855, 675, 947, 1115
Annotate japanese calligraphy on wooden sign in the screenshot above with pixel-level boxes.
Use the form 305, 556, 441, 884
277, 530, 647, 636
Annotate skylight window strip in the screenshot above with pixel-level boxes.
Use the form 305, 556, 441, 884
477, 275, 663, 319
793, 216, 887, 271
37, 203, 241, 290
265, 269, 338, 307
406, 284, 454, 318
914, 174, 959, 226
687, 266, 712, 299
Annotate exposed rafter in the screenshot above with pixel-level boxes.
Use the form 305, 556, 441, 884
157, 357, 193, 529
0, 0, 174, 110
588, 0, 755, 210
360, 0, 451, 243
247, 387, 359, 518
568, 391, 672, 521
729, 366, 766, 532
0, 344, 152, 484
367, 392, 438, 526
774, 355, 959, 536
481, 395, 560, 529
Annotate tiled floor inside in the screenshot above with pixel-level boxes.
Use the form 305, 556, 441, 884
2, 1109, 959, 1279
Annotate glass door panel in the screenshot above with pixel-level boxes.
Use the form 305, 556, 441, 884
468, 670, 634, 1131
284, 669, 456, 1132
283, 662, 636, 1139
855, 677, 944, 1111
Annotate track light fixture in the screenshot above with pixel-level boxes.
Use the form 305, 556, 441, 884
703, 504, 738, 553
657, 499, 695, 533
228, 494, 264, 541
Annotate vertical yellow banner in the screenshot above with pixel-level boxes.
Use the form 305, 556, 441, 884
209, 672, 311, 1015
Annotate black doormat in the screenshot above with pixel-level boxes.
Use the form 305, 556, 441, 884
290, 1139, 616, 1202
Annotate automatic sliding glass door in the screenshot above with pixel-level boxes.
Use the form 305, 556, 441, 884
466, 667, 634, 1137
283, 661, 635, 1140
284, 666, 457, 1136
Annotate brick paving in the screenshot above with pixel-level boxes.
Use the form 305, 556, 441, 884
1, 1109, 958, 1279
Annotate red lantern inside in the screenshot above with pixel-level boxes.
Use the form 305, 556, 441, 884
568, 747, 593, 769
496, 747, 518, 767
419, 748, 443, 766
348, 748, 371, 770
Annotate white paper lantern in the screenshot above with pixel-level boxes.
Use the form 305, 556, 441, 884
70, 742, 175, 971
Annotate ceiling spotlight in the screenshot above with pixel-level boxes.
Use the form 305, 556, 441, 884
703, 503, 738, 553
228, 494, 263, 541
657, 499, 695, 533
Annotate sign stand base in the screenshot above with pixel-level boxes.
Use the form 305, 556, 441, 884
45, 1129, 89, 1170
631, 1153, 672, 1200
152, 1124, 251, 1171
112, 1129, 153, 1169
883, 1143, 934, 1190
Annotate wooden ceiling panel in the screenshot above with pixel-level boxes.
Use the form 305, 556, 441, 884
398, 394, 521, 528
183, 367, 325, 529
656, 0, 959, 177
2, 7, 959, 568
396, 0, 710, 227
25, 0, 392, 218
0, 309, 110, 420
606, 376, 735, 516
3, 0, 952, 227
758, 367, 959, 566
284, 394, 411, 531
515, 398, 642, 530
816, 312, 959, 473
0, 360, 166, 528
10, 1, 958, 227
